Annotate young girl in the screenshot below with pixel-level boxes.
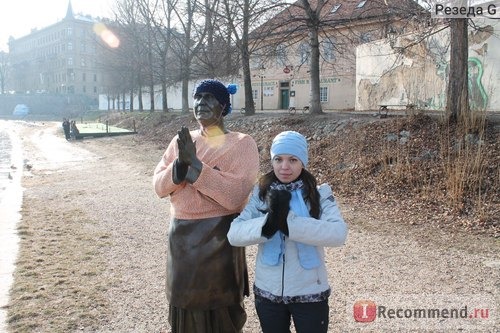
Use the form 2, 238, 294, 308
227, 130, 348, 333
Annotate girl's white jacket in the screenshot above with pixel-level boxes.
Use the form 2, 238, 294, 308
227, 183, 348, 299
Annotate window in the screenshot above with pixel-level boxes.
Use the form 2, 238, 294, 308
67, 28, 72, 36
360, 33, 371, 43
331, 4, 341, 13
323, 39, 335, 61
81, 58, 86, 66
82, 73, 86, 81
94, 74, 97, 82
298, 42, 310, 64
264, 86, 274, 97
250, 58, 261, 69
68, 42, 73, 51
68, 57, 73, 66
252, 89, 258, 100
320, 87, 328, 102
276, 44, 286, 67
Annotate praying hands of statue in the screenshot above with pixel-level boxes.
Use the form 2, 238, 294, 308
177, 126, 197, 166
173, 126, 203, 184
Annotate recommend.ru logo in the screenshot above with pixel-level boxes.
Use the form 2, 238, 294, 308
348, 294, 495, 331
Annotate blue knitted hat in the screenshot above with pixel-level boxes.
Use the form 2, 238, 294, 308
270, 131, 308, 167
193, 79, 238, 116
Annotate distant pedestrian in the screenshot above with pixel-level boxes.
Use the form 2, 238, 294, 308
70, 121, 79, 140
62, 118, 70, 140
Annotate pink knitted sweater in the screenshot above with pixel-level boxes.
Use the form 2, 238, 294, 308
153, 130, 259, 219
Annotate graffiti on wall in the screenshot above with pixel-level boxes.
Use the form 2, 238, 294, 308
356, 24, 496, 111
358, 49, 491, 111
468, 57, 488, 111
422, 57, 488, 111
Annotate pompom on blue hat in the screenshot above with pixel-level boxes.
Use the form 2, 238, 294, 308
193, 79, 238, 116
270, 131, 309, 167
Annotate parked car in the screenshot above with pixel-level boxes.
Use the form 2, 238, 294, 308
12, 104, 30, 116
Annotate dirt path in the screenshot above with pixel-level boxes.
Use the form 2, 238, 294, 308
5, 121, 498, 332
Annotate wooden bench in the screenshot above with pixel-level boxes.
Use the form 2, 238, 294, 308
377, 104, 415, 118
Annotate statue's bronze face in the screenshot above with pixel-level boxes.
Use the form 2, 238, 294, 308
193, 92, 225, 128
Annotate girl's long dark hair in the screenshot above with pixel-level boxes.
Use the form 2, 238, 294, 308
258, 169, 321, 219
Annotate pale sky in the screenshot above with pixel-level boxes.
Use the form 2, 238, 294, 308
0, 0, 117, 52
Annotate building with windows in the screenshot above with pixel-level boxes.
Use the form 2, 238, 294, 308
96, 0, 427, 113
8, 1, 105, 105
236, 0, 426, 111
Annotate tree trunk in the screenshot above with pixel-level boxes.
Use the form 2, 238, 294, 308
446, 18, 469, 122
162, 81, 168, 112
242, 0, 255, 116
149, 83, 155, 111
182, 76, 190, 114
309, 28, 323, 114
242, 45, 255, 116
128, 90, 133, 111
138, 87, 143, 111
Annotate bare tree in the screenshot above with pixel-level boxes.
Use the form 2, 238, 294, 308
298, 0, 324, 114
192, 2, 239, 79
137, 0, 157, 111
217, 0, 282, 115
446, 18, 469, 121
249, 0, 426, 114
111, 0, 154, 111
150, 0, 180, 112
94, 21, 130, 110
167, 0, 211, 113
0, 51, 8, 94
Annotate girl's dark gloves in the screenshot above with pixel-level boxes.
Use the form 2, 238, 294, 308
262, 190, 291, 238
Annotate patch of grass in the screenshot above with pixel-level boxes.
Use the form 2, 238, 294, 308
8, 202, 112, 332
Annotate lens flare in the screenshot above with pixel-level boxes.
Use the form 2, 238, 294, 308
93, 23, 120, 48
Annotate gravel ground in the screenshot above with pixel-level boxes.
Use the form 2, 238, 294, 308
4, 121, 498, 333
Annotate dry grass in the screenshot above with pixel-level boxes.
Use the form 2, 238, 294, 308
7, 184, 113, 332
117, 109, 498, 234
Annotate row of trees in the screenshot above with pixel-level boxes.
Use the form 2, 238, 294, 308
0, 51, 7, 95
0, 0, 470, 120
99, 0, 285, 114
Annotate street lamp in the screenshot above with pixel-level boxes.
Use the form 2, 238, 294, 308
259, 64, 265, 111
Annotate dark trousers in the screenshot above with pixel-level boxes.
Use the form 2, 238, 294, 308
255, 296, 329, 333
